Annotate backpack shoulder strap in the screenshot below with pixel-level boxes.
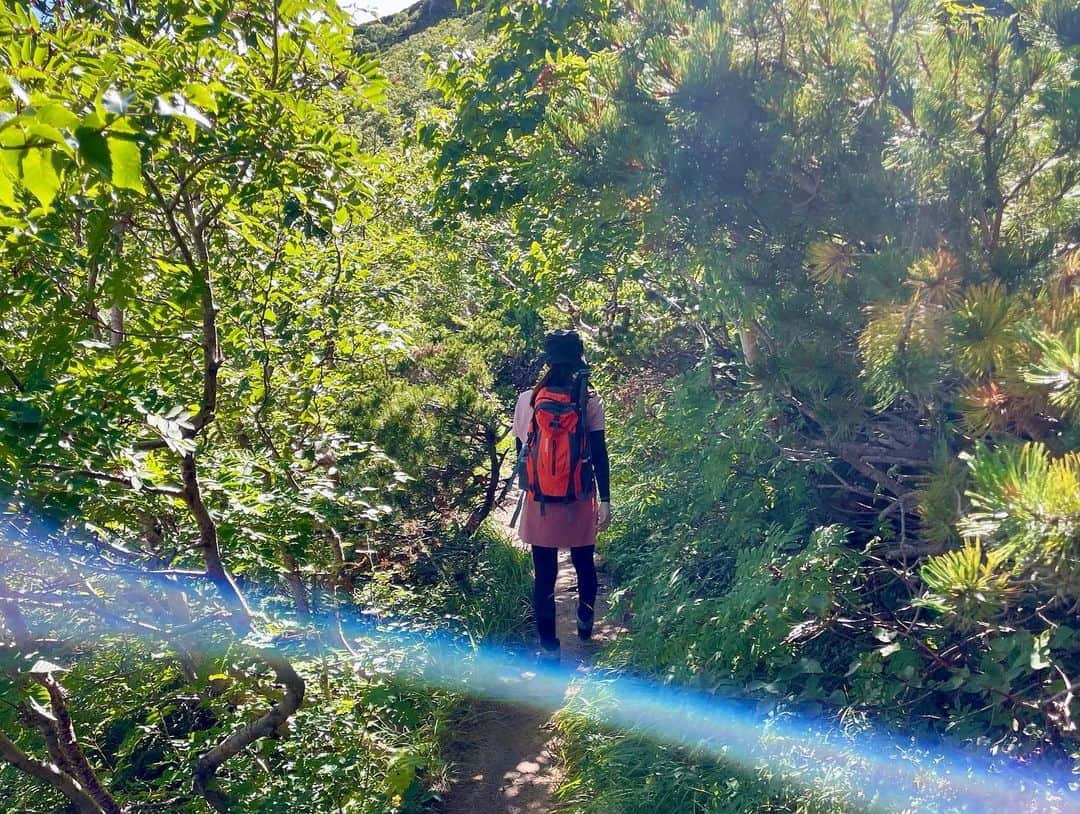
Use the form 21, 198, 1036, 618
573, 370, 589, 416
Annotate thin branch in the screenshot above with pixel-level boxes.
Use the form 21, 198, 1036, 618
143, 173, 199, 278
19, 699, 80, 780
0, 356, 23, 391
193, 647, 303, 812
180, 455, 252, 632
0, 578, 33, 649
32, 464, 184, 498
34, 673, 121, 814
196, 159, 253, 232
143, 568, 210, 579
0, 729, 106, 814
463, 425, 504, 538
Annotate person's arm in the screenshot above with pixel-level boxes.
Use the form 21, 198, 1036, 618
590, 429, 611, 531
589, 430, 610, 502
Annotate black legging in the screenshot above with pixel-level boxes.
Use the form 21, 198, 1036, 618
532, 545, 597, 648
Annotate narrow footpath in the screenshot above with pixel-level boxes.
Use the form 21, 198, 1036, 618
439, 496, 623, 814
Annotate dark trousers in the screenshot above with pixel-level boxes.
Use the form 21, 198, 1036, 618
531, 545, 597, 648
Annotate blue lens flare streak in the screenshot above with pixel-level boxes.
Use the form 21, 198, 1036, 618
2, 511, 1079, 813
343, 616, 1079, 813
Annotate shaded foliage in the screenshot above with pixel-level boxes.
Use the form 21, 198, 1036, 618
425, 0, 1080, 810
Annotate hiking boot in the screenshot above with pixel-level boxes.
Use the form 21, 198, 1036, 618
538, 640, 561, 664
577, 611, 594, 641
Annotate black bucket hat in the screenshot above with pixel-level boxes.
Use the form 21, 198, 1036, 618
541, 329, 586, 367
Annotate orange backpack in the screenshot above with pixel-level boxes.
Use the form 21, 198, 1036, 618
520, 373, 594, 508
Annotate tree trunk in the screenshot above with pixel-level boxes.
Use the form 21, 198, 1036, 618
108, 306, 124, 347
463, 425, 501, 538
281, 548, 311, 619
181, 453, 253, 632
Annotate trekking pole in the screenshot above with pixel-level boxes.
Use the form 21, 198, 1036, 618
509, 489, 525, 528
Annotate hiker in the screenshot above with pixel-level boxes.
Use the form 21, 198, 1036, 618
511, 329, 611, 661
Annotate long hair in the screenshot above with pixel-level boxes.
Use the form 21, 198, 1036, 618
531, 362, 577, 405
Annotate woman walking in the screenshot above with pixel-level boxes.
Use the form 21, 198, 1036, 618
511, 330, 611, 661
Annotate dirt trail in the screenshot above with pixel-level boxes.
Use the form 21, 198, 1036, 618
438, 495, 623, 814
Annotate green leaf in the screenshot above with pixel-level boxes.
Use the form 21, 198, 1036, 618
102, 88, 133, 115
76, 127, 111, 178
385, 749, 424, 796
35, 104, 79, 131
156, 94, 213, 130
26, 683, 50, 707
7, 77, 28, 105
26, 121, 72, 156
29, 659, 67, 675
107, 133, 143, 193
872, 626, 897, 643
184, 82, 218, 114
878, 641, 902, 658
0, 166, 15, 208
798, 657, 823, 673
20, 147, 60, 208
1030, 630, 1051, 671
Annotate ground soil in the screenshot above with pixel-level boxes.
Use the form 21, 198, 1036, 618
438, 495, 623, 814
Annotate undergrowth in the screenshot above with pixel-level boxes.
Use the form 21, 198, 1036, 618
0, 525, 530, 814
344, 522, 532, 811
552, 365, 1080, 813
553, 367, 857, 813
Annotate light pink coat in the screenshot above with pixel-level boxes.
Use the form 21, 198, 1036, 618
511, 389, 605, 548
